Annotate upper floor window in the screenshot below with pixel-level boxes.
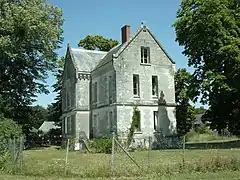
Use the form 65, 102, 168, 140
141, 47, 150, 64
109, 76, 112, 103
93, 82, 97, 102
66, 90, 71, 108
133, 74, 139, 97
152, 76, 158, 97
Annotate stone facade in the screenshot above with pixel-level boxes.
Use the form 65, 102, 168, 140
61, 23, 177, 148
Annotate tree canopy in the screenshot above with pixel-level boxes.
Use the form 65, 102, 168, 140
78, 35, 119, 51
0, 0, 64, 123
174, 0, 240, 135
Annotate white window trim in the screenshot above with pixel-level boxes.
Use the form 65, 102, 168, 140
133, 74, 140, 97
141, 46, 150, 64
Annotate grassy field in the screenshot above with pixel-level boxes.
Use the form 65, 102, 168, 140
1, 147, 240, 179
1, 171, 240, 180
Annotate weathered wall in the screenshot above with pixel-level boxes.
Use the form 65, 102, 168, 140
76, 111, 90, 139
91, 106, 117, 137
62, 54, 76, 112
113, 28, 176, 137
75, 74, 91, 110
91, 62, 116, 108
114, 29, 175, 105
90, 62, 117, 138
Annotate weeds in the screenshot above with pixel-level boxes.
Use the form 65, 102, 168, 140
2, 148, 238, 178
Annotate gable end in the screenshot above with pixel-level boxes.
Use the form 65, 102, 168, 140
114, 25, 175, 64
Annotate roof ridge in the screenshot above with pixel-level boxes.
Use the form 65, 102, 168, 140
71, 47, 108, 54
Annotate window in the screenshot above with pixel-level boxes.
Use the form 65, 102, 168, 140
93, 82, 97, 102
67, 117, 71, 134
133, 74, 139, 96
109, 76, 112, 103
66, 90, 70, 108
109, 111, 113, 132
141, 47, 150, 64
153, 111, 158, 131
63, 118, 67, 134
152, 76, 158, 96
135, 110, 141, 132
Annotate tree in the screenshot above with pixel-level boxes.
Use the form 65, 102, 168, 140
47, 57, 65, 124
175, 68, 196, 136
78, 35, 119, 51
173, 0, 240, 135
0, 0, 64, 123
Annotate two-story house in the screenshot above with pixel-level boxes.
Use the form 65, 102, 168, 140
61, 22, 177, 147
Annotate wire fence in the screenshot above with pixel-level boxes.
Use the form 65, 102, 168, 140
2, 134, 239, 178
7, 137, 24, 173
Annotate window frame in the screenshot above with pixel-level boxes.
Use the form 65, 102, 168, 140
133, 74, 140, 97
153, 111, 158, 131
141, 46, 150, 64
109, 76, 112, 104
152, 76, 158, 97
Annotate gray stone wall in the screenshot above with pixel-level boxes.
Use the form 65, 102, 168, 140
76, 111, 90, 139
113, 29, 176, 136
62, 54, 76, 112
114, 29, 175, 105
75, 74, 91, 110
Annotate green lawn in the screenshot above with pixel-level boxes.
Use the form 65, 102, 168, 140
1, 147, 240, 179
1, 171, 240, 180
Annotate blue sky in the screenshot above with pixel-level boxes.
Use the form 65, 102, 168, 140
34, 0, 198, 107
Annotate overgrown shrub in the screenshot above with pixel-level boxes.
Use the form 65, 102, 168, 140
89, 137, 112, 154
127, 106, 140, 147
194, 124, 212, 134
0, 117, 22, 170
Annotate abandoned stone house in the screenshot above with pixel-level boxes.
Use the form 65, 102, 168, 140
61, 23, 177, 146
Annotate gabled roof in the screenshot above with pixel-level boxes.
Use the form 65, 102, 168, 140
94, 44, 122, 70
38, 121, 60, 133
67, 44, 107, 72
113, 24, 175, 64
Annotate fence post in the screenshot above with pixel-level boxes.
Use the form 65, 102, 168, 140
182, 135, 186, 166
148, 134, 151, 172
64, 139, 70, 176
19, 137, 24, 173
111, 131, 115, 176
13, 138, 16, 173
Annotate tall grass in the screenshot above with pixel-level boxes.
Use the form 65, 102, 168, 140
6, 148, 240, 178
186, 125, 238, 143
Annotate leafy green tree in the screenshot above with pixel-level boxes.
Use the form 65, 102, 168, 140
47, 57, 65, 124
173, 0, 240, 135
175, 68, 196, 136
78, 35, 119, 51
0, 0, 64, 123
0, 117, 22, 152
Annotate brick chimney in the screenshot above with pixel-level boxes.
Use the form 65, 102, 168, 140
121, 25, 130, 44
